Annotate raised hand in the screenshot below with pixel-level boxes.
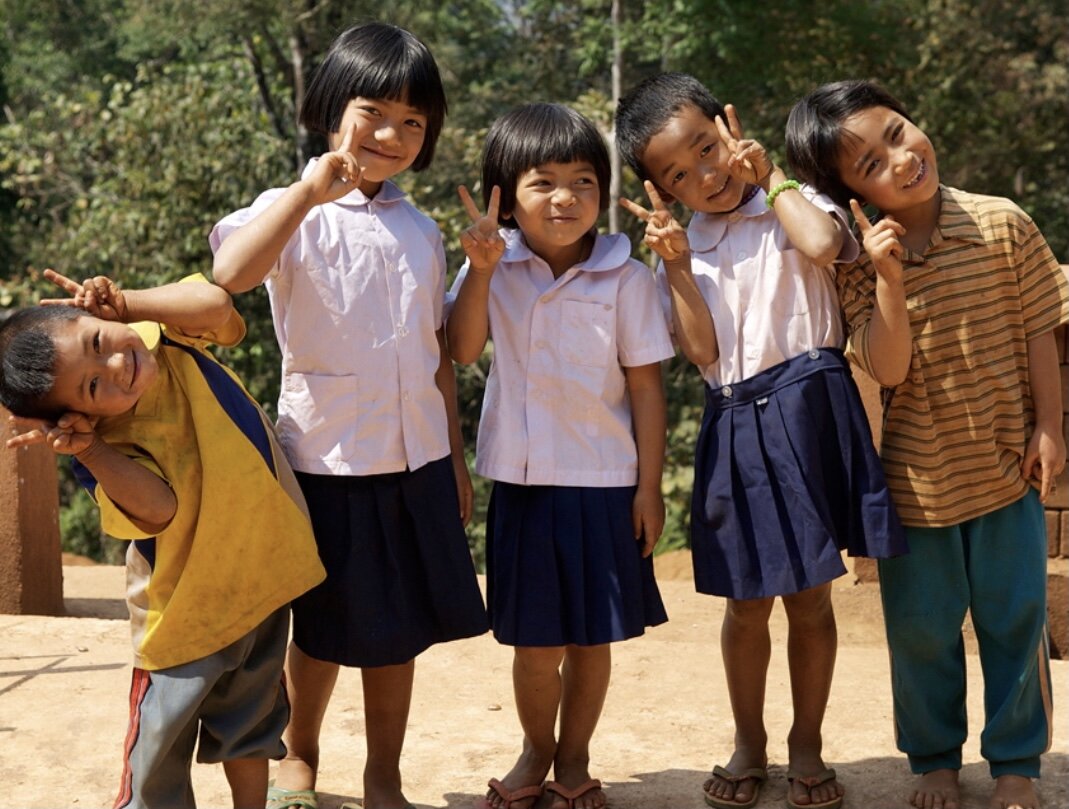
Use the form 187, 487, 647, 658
6, 411, 98, 456
619, 181, 690, 262
305, 121, 364, 204
714, 104, 773, 186
457, 184, 505, 275
851, 199, 905, 284
40, 269, 128, 321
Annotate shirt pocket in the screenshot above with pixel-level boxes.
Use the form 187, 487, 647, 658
559, 299, 615, 368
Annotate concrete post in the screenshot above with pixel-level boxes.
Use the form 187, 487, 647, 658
0, 410, 64, 615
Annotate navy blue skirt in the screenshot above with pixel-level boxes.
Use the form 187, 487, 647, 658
291, 457, 488, 667
486, 483, 668, 647
691, 348, 907, 600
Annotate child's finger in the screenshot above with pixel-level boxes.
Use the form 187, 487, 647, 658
485, 185, 501, 224
457, 185, 483, 223
6, 429, 47, 449
714, 114, 735, 149
724, 103, 744, 141
618, 197, 650, 222
338, 120, 357, 155
43, 268, 82, 294
849, 199, 872, 232
643, 180, 671, 213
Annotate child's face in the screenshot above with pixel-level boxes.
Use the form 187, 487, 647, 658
44, 315, 158, 418
833, 105, 939, 214
329, 96, 427, 193
639, 103, 747, 215
509, 160, 601, 260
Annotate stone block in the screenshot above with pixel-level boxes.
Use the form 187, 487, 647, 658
1062, 511, 1069, 558
1049, 572, 1068, 661
1047, 510, 1062, 557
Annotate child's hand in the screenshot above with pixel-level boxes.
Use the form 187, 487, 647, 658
632, 486, 665, 558
303, 121, 364, 205
40, 269, 128, 321
6, 411, 98, 456
452, 453, 474, 527
851, 199, 905, 284
457, 185, 505, 275
1022, 422, 1067, 504
714, 104, 773, 186
619, 181, 690, 262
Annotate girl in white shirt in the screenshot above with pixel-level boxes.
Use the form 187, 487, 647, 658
448, 103, 674, 809
210, 22, 486, 809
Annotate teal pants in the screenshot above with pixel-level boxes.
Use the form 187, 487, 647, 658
878, 490, 1052, 778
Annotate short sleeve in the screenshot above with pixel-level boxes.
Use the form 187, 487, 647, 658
835, 258, 878, 377
208, 187, 292, 283
617, 262, 675, 367
158, 273, 247, 349
1010, 209, 1069, 338
801, 184, 859, 264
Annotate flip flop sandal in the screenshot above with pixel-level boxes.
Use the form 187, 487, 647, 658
267, 783, 318, 809
786, 767, 843, 809
703, 765, 768, 809
545, 779, 603, 809
475, 777, 545, 809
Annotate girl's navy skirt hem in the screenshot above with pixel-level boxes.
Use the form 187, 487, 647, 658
691, 348, 907, 600
486, 482, 668, 647
291, 457, 488, 668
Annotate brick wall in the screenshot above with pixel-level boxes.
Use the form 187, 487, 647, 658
1045, 312, 1069, 558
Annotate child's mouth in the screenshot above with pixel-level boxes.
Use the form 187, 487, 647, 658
903, 160, 927, 189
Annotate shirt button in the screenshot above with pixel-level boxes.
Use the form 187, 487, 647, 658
722, 385, 733, 398
728, 212, 742, 224
808, 349, 820, 359
535, 340, 547, 349
402, 392, 411, 401
397, 326, 409, 337
736, 251, 746, 261
603, 304, 612, 311
540, 295, 551, 304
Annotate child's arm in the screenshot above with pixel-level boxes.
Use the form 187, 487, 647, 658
212, 123, 364, 293
447, 185, 504, 364
434, 327, 473, 525
715, 106, 844, 267
625, 362, 667, 557
43, 270, 235, 337
7, 413, 176, 534
849, 200, 912, 386
1022, 329, 1067, 502
619, 183, 719, 367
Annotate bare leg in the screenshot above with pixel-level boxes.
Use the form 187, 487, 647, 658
274, 643, 340, 792
703, 596, 773, 806
549, 644, 611, 809
223, 757, 268, 809
362, 659, 415, 809
483, 646, 563, 809
990, 774, 1038, 809
781, 582, 844, 807
910, 770, 960, 809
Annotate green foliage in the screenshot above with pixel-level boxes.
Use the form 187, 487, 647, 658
2, 0, 1065, 563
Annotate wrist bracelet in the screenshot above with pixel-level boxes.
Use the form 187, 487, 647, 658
765, 179, 801, 208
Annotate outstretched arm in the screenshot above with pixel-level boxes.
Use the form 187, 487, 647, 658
619, 182, 718, 368
715, 105, 844, 266
447, 185, 504, 364
212, 123, 364, 293
42, 270, 234, 337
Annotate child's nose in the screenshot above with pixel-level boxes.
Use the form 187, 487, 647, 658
376, 122, 402, 145
552, 186, 576, 205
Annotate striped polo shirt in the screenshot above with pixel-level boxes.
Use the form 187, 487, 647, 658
838, 185, 1069, 527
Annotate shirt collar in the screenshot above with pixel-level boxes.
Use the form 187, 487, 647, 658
687, 188, 768, 252
499, 230, 632, 272
299, 157, 408, 207
933, 185, 986, 247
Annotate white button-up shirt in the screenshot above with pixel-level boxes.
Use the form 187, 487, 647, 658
451, 231, 674, 487
661, 185, 857, 386
210, 162, 450, 475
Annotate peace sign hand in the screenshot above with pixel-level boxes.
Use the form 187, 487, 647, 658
714, 104, 773, 187
457, 185, 505, 275
6, 411, 98, 456
851, 199, 905, 284
305, 121, 364, 205
619, 181, 690, 262
40, 269, 129, 321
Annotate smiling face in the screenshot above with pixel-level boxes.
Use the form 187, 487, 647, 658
509, 160, 601, 272
833, 105, 939, 215
639, 103, 747, 215
329, 96, 428, 195
44, 316, 158, 418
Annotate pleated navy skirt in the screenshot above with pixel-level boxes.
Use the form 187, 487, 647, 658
486, 483, 668, 647
691, 348, 907, 600
291, 456, 488, 667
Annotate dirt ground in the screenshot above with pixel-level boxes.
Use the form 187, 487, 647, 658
0, 553, 1066, 809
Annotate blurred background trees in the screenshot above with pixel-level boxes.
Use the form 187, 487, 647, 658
2, 0, 1065, 563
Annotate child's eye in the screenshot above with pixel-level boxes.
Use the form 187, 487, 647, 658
864, 159, 879, 177
93, 332, 101, 352
359, 105, 381, 116
699, 144, 712, 157
891, 123, 904, 142
405, 118, 424, 129
671, 171, 686, 185
89, 378, 98, 398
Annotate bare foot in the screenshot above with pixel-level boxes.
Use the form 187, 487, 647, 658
910, 769, 960, 809
990, 774, 1039, 809
702, 750, 768, 806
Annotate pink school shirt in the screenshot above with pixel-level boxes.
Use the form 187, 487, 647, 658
662, 185, 858, 386
210, 161, 450, 476
451, 230, 674, 487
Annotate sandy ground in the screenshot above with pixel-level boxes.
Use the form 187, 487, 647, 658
0, 554, 1066, 809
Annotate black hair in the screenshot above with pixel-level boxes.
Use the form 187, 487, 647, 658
300, 22, 447, 172
615, 72, 727, 183
481, 103, 611, 228
0, 306, 81, 420
786, 79, 914, 208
